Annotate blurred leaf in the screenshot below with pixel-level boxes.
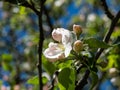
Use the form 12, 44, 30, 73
19, 6, 26, 14
42, 76, 48, 85
84, 38, 110, 48
27, 76, 39, 85
90, 71, 98, 90
103, 55, 119, 70
42, 55, 56, 75
2, 62, 12, 71
2, 54, 13, 62
86, 0, 95, 4
58, 68, 75, 90
0, 80, 2, 86
112, 29, 120, 38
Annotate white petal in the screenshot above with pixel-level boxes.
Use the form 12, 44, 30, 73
64, 43, 72, 57
43, 43, 65, 62
61, 29, 73, 45
52, 28, 62, 42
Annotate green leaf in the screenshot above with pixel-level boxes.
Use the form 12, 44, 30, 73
57, 59, 73, 69
84, 38, 110, 48
2, 62, 12, 71
19, 6, 26, 15
42, 55, 56, 75
27, 76, 39, 85
42, 76, 48, 85
103, 55, 119, 70
2, 54, 13, 62
90, 71, 98, 90
58, 68, 75, 90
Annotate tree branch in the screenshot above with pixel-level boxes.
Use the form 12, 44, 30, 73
37, 0, 45, 90
76, 3, 120, 90
43, 6, 53, 34
22, 1, 40, 15
75, 69, 90, 90
95, 10, 120, 61
101, 0, 114, 20
49, 70, 59, 90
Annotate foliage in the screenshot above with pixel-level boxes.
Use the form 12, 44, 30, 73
0, 0, 120, 90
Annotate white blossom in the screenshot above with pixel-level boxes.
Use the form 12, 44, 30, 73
44, 28, 74, 62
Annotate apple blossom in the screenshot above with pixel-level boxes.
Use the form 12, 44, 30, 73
44, 28, 75, 62
44, 42, 65, 62
52, 28, 74, 45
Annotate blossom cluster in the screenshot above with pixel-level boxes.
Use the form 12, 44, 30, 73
43, 24, 83, 62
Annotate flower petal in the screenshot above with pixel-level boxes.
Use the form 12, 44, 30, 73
64, 43, 72, 57
43, 42, 65, 62
52, 28, 62, 42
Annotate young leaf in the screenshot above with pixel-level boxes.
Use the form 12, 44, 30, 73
90, 71, 98, 90
58, 68, 75, 90
84, 38, 110, 48
27, 76, 39, 85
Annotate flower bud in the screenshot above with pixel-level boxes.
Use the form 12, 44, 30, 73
73, 24, 82, 36
73, 40, 83, 53
109, 68, 119, 77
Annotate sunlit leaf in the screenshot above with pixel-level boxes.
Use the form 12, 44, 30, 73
27, 76, 39, 85
42, 76, 48, 85
102, 55, 119, 70
19, 6, 26, 15
58, 68, 75, 90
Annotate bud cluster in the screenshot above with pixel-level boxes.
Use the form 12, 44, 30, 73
72, 24, 84, 53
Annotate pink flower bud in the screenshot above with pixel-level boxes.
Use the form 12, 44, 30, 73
73, 40, 83, 53
73, 24, 82, 36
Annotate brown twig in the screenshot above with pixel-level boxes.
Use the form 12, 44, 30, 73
101, 0, 114, 20
37, 0, 45, 90
22, 1, 40, 15
95, 10, 120, 62
75, 69, 90, 90
76, 2, 120, 90
49, 70, 59, 90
